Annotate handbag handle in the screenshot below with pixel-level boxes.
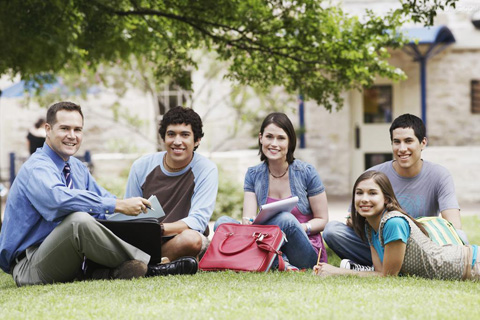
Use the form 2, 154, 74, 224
219, 232, 274, 255
256, 239, 285, 271
218, 233, 258, 255
218, 231, 286, 271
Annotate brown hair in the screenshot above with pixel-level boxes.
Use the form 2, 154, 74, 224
351, 170, 428, 242
258, 112, 296, 164
46, 101, 84, 125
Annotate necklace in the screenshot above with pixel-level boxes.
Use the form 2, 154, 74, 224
269, 165, 289, 179
163, 154, 193, 172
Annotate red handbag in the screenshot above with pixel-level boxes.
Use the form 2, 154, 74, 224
199, 223, 285, 272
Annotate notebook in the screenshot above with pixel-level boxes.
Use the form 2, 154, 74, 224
97, 218, 164, 264
253, 196, 299, 225
98, 195, 166, 264
106, 195, 165, 221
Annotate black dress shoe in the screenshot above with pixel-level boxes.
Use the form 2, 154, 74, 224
147, 256, 198, 277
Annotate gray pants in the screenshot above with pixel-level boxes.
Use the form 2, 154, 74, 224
12, 212, 150, 286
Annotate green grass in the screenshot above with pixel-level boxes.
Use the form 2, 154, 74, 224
1, 216, 480, 319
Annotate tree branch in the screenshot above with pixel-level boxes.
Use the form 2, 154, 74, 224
93, 2, 325, 65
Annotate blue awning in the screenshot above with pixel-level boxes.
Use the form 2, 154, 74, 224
1, 81, 30, 98
1, 80, 101, 98
402, 25, 456, 61
402, 25, 455, 46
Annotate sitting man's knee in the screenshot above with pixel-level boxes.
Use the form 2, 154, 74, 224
177, 229, 203, 253
63, 211, 94, 225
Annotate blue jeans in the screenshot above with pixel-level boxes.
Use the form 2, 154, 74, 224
322, 220, 372, 266
456, 229, 469, 245
214, 212, 318, 269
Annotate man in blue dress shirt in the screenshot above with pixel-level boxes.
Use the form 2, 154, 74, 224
0, 101, 195, 286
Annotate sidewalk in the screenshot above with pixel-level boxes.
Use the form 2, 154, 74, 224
326, 195, 350, 222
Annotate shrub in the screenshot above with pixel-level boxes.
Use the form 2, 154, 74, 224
211, 168, 244, 221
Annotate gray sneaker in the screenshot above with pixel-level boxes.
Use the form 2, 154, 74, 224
340, 259, 374, 272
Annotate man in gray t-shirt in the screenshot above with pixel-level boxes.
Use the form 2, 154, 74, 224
323, 114, 467, 266
369, 160, 458, 219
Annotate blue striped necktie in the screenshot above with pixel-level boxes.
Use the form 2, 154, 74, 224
63, 163, 73, 189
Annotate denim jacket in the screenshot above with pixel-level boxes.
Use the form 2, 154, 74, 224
244, 159, 325, 215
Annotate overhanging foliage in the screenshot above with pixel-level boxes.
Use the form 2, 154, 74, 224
0, 0, 459, 110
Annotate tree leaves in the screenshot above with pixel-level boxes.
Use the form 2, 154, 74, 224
398, 0, 458, 26
0, 0, 459, 110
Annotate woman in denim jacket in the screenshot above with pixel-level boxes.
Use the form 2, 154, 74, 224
215, 112, 329, 270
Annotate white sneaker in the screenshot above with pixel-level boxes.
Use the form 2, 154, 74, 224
340, 259, 374, 272
284, 261, 300, 271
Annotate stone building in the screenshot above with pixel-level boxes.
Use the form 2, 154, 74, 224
212, 0, 480, 203
0, 0, 479, 206
207, 0, 480, 204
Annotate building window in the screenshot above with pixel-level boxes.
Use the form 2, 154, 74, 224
365, 153, 393, 170
471, 80, 480, 114
157, 82, 192, 117
155, 81, 192, 150
363, 85, 393, 123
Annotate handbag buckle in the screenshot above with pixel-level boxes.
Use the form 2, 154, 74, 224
253, 232, 269, 242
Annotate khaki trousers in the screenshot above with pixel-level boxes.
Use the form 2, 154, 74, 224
12, 212, 150, 286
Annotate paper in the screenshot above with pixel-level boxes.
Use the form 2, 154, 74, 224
106, 195, 166, 221
253, 196, 299, 225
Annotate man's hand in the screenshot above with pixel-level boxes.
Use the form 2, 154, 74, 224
441, 209, 462, 230
115, 197, 152, 216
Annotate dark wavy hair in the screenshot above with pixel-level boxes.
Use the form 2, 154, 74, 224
46, 101, 84, 125
258, 112, 296, 164
159, 106, 204, 151
34, 118, 45, 129
389, 113, 426, 143
351, 170, 428, 242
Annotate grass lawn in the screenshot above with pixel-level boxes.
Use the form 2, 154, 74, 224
1, 216, 479, 319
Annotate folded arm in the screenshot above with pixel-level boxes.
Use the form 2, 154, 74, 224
313, 241, 406, 277
306, 192, 329, 234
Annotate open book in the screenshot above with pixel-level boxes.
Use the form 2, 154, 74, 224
106, 195, 166, 221
253, 196, 299, 225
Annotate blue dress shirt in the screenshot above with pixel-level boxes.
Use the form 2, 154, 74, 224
0, 143, 116, 273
